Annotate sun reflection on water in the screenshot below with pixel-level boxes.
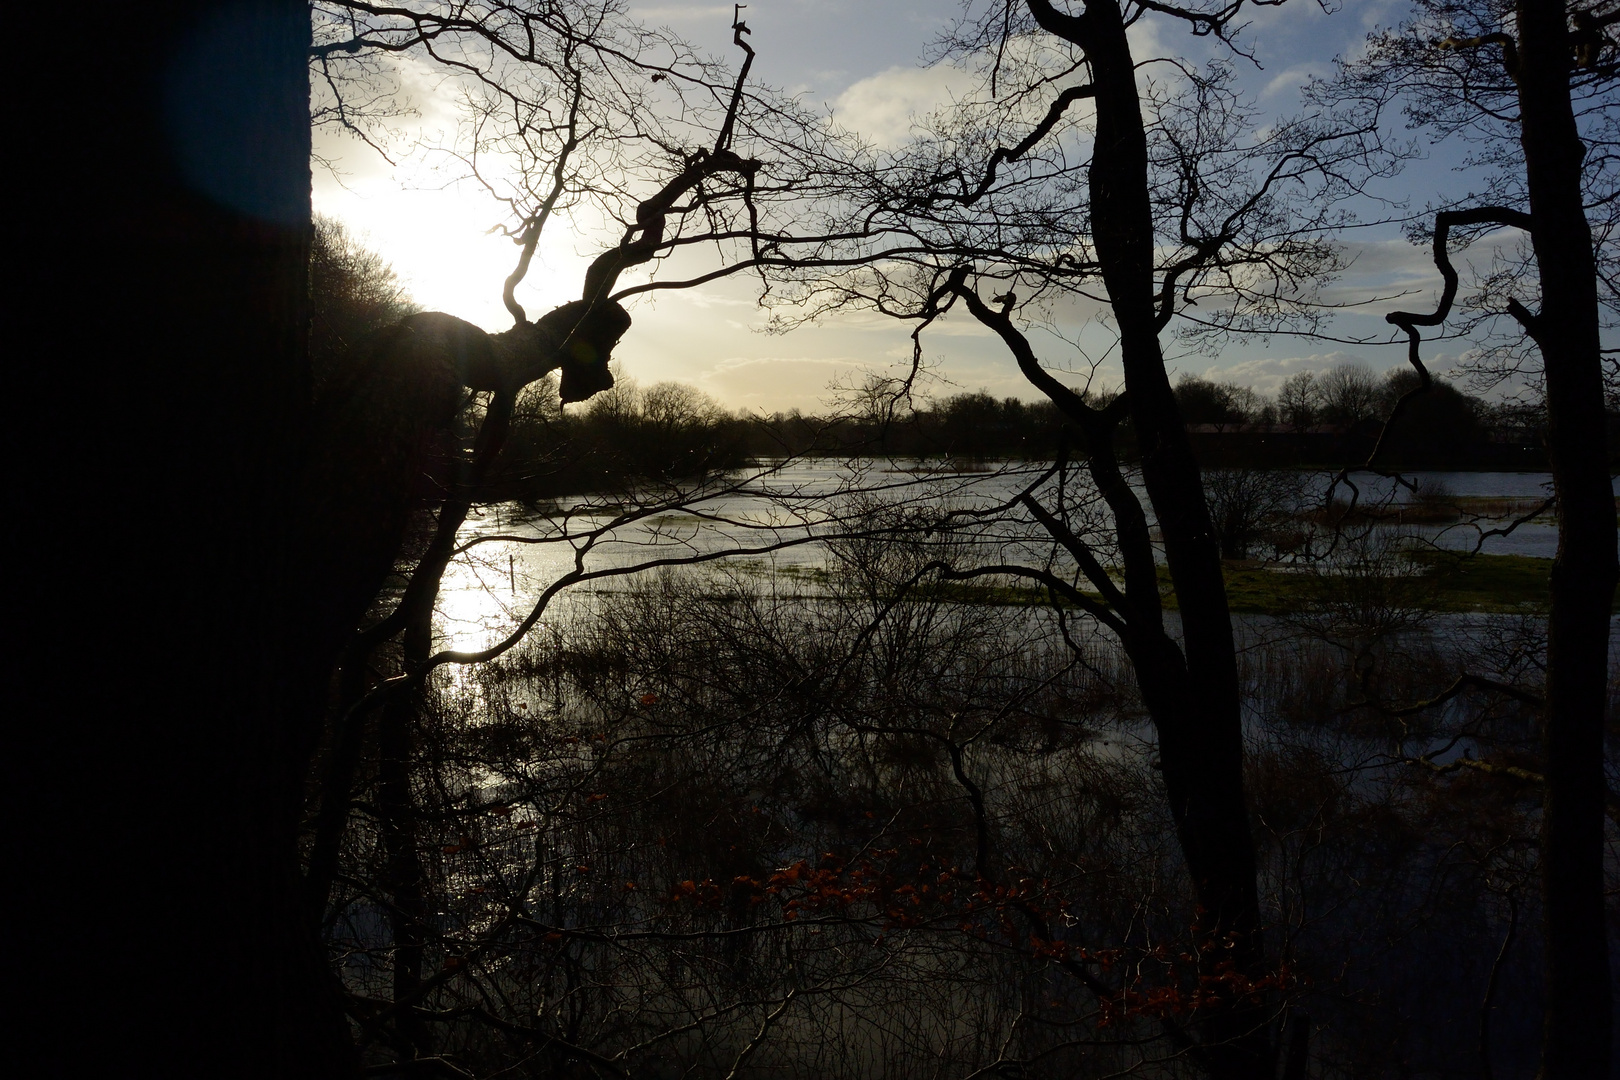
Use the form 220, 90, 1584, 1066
435, 546, 527, 654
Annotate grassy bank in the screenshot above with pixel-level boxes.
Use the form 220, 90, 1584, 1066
1213, 551, 1563, 614
765, 551, 1603, 615
923, 553, 1573, 615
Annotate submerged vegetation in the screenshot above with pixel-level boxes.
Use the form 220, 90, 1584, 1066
815, 550, 1576, 616
323, 537, 1569, 1078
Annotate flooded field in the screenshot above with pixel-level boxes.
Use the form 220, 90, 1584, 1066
431, 462, 1600, 652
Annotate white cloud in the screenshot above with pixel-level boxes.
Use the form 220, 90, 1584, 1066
1124, 14, 1168, 66
1261, 64, 1323, 102
1321, 230, 1533, 318
831, 63, 973, 147
627, 4, 732, 24
697, 355, 869, 409
675, 289, 756, 309
1194, 351, 1370, 393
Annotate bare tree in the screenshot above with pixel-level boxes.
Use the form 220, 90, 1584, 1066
1326, 5, 1620, 1074
752, 3, 1398, 1077
1204, 468, 1309, 560
1314, 363, 1381, 427
1276, 371, 1323, 430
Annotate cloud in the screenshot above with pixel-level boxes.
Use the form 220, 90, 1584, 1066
1320, 231, 1533, 317
1357, 0, 1410, 29
672, 289, 757, 310
831, 64, 973, 147
1192, 352, 1371, 393
1124, 15, 1168, 67
697, 355, 870, 409
627, 4, 732, 22
1261, 64, 1323, 102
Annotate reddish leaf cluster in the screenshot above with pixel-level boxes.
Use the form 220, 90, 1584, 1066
652, 840, 1301, 1027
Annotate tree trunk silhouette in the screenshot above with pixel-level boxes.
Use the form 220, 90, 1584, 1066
1022, 4, 1266, 1076
20, 1, 356, 1075
1513, 5, 1616, 1076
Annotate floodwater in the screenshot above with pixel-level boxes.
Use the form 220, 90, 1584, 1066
429, 463, 1611, 653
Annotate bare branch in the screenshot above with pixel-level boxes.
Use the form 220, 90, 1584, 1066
1368, 206, 1533, 468
911, 83, 1097, 209
1439, 31, 1520, 80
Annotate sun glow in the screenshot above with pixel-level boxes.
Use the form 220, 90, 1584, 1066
314, 167, 590, 333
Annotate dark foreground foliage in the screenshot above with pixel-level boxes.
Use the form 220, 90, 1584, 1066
313, 529, 1613, 1078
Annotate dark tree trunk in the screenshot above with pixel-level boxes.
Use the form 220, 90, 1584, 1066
1072, 0, 1259, 958
378, 632, 431, 1057
19, 2, 356, 1074
1514, 5, 1616, 1077
343, 389, 517, 1058
1023, 3, 1265, 1076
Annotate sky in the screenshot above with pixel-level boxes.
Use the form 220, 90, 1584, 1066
313, 0, 1490, 413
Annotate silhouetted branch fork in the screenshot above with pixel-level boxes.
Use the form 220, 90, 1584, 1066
931, 459, 1062, 526
1018, 493, 1129, 612
310, 37, 366, 58
611, 239, 1076, 299
310, 53, 399, 163
324, 2, 645, 66
936, 562, 1127, 636
1572, 8, 1620, 69
1386, 206, 1532, 341
1466, 496, 1556, 555
913, 84, 1096, 209
578, 5, 761, 306
1371, 671, 1544, 717
503, 66, 585, 326
941, 268, 1160, 612
1438, 31, 1519, 78
1154, 120, 1372, 331
714, 4, 755, 154
1133, 0, 1286, 41
318, 0, 764, 120
1385, 206, 1533, 341
945, 266, 1107, 430
580, 147, 761, 305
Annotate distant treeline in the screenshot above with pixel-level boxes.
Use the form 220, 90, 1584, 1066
308, 220, 1603, 490
487, 361, 1613, 501
488, 376, 754, 501
742, 365, 1604, 470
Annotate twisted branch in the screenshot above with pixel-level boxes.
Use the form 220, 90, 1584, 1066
1364, 206, 1533, 471
580, 10, 762, 308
